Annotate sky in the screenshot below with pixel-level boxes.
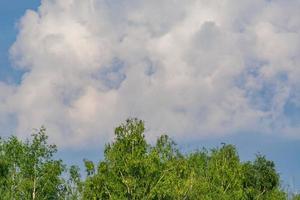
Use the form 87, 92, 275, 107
0, 0, 300, 191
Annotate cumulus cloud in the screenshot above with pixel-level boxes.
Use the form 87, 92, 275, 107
1, 0, 300, 147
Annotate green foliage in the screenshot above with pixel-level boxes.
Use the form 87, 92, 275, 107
81, 119, 287, 200
0, 127, 65, 200
64, 165, 83, 200
0, 119, 292, 199
292, 194, 300, 200
83, 118, 150, 199
243, 154, 283, 199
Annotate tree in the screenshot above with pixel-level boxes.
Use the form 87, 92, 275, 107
292, 194, 300, 200
83, 118, 149, 199
83, 119, 187, 199
1, 135, 25, 199
0, 127, 66, 199
243, 154, 286, 200
81, 119, 290, 200
206, 144, 244, 199
65, 165, 82, 200
0, 119, 290, 199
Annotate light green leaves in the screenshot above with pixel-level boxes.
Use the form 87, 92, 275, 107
0, 127, 65, 200
0, 119, 290, 199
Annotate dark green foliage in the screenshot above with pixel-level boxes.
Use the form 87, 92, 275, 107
243, 154, 283, 199
0, 119, 293, 199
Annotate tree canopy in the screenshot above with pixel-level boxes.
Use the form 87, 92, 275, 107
0, 119, 297, 199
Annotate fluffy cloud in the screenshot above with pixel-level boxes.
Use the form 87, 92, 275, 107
1, 0, 300, 147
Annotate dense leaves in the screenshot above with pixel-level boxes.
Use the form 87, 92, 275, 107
82, 119, 287, 200
0, 127, 65, 199
0, 119, 295, 199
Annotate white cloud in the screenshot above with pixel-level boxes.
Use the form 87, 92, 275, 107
1, 0, 300, 147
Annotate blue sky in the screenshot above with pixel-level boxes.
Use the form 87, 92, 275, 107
0, 0, 40, 83
0, 0, 300, 191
